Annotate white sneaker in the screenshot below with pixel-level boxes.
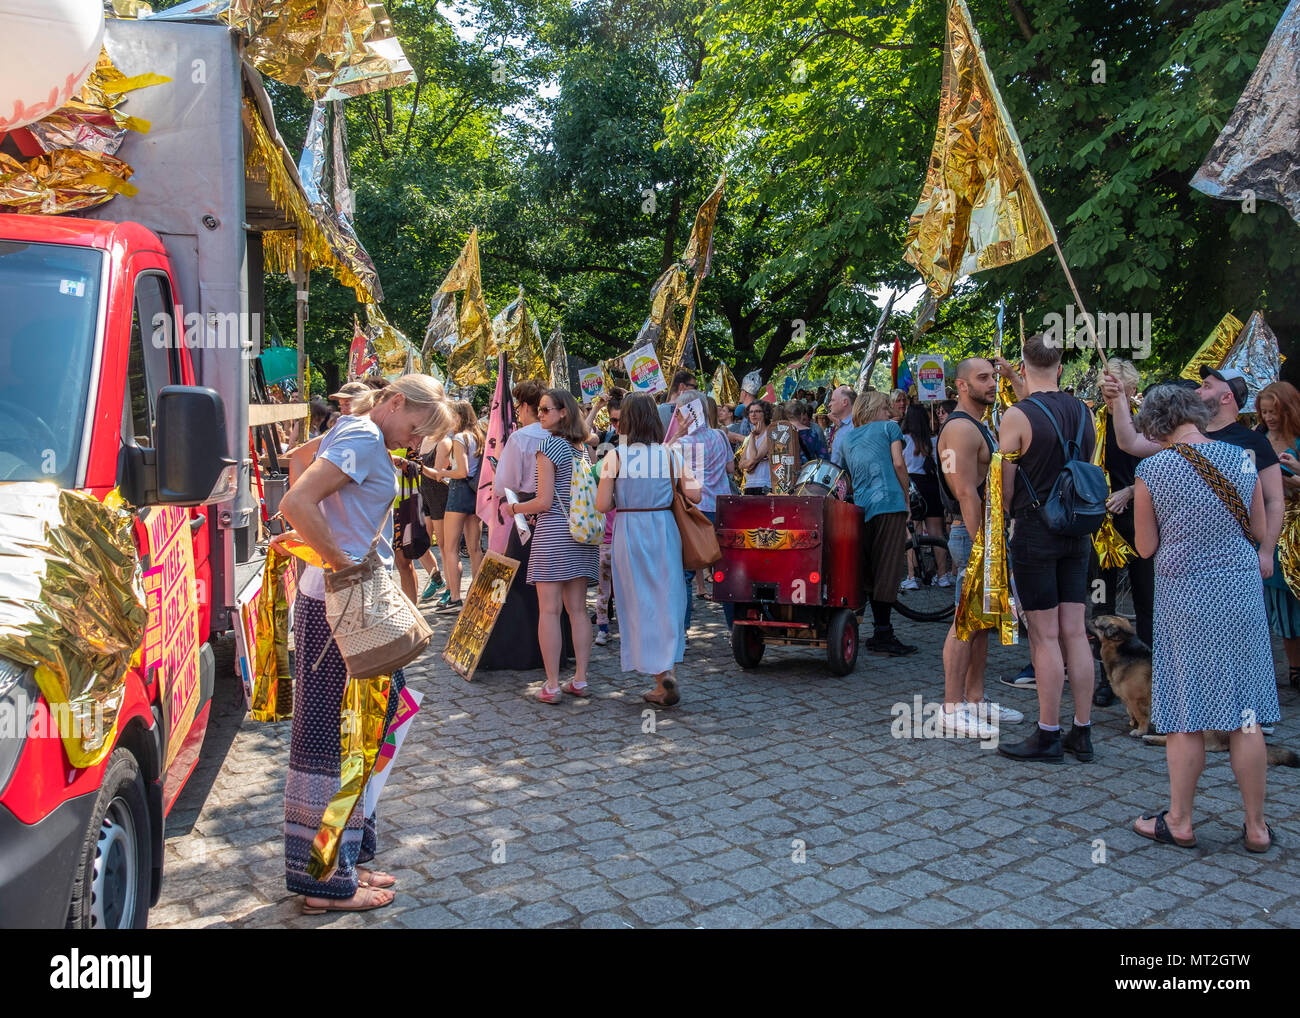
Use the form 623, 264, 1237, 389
900, 577, 920, 591
941, 704, 998, 740
595, 628, 609, 646
978, 700, 1024, 724
937, 573, 954, 588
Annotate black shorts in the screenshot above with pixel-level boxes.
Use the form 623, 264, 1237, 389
909, 471, 942, 520
422, 478, 448, 521
1009, 513, 1091, 611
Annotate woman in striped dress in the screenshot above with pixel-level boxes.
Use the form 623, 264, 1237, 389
504, 389, 599, 702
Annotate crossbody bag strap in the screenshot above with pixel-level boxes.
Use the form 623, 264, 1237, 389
1172, 444, 1256, 545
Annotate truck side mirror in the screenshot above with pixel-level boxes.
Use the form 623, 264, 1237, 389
156, 386, 237, 505
118, 386, 237, 507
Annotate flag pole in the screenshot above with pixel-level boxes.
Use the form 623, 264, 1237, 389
1051, 240, 1108, 363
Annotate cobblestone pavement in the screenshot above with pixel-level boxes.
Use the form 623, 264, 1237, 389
155, 588, 1300, 929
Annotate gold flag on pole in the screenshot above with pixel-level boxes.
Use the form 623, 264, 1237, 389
903, 0, 1056, 299
1180, 311, 1245, 382
438, 228, 494, 387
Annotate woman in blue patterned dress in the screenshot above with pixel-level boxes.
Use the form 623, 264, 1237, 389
504, 389, 598, 703
596, 393, 703, 706
1131, 385, 1277, 852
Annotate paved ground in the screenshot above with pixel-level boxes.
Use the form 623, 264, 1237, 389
154, 585, 1300, 929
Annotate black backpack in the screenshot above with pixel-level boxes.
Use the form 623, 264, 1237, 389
1018, 396, 1109, 537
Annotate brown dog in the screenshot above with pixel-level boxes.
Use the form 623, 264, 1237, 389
1089, 614, 1299, 767
1089, 615, 1153, 736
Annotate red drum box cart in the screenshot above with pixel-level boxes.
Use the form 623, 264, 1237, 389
710, 494, 865, 675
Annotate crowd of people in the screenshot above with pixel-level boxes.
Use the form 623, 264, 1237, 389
267, 335, 1288, 915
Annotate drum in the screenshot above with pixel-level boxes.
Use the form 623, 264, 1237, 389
795, 459, 851, 500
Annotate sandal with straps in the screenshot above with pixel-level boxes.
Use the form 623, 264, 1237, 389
302, 886, 394, 915
1134, 810, 1197, 849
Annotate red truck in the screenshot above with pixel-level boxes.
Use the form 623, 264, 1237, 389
0, 17, 311, 928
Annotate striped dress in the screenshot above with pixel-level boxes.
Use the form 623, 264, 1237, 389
526, 435, 599, 584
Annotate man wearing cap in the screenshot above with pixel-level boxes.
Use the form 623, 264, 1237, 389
328, 380, 370, 416
1103, 365, 1282, 575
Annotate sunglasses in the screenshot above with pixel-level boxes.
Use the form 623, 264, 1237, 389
538, 404, 558, 415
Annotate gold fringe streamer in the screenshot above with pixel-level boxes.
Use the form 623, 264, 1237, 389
242, 98, 374, 302
306, 674, 391, 882
1091, 405, 1135, 569
956, 451, 1018, 644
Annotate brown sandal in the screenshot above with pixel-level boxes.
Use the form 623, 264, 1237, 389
302, 886, 395, 914
357, 868, 397, 889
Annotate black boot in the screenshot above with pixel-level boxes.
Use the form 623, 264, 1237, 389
998, 725, 1063, 763
1062, 723, 1094, 762
1093, 675, 1116, 708
866, 628, 916, 656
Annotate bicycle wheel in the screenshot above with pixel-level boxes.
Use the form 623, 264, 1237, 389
894, 535, 956, 622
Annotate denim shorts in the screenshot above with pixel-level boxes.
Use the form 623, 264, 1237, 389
446, 478, 477, 515
949, 522, 973, 606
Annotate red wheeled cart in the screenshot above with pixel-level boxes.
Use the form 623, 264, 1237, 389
710, 494, 865, 675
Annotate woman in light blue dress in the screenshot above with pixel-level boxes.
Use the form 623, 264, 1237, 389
597, 393, 702, 706
1131, 385, 1276, 853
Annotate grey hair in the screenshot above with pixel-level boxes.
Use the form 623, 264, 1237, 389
675, 388, 705, 408
1135, 384, 1210, 441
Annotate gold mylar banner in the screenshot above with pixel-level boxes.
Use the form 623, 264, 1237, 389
956, 452, 1017, 644
634, 264, 689, 369
493, 287, 547, 385
366, 303, 423, 380
250, 548, 292, 723
443, 550, 521, 682
1180, 311, 1244, 382
157, 1, 416, 100
545, 326, 570, 391
902, 0, 1057, 299
306, 673, 391, 882
0, 485, 146, 769
712, 363, 740, 405
439, 229, 495, 387
717, 527, 820, 551
681, 172, 726, 281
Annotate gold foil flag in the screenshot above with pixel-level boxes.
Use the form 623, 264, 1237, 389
545, 325, 570, 392
1181, 312, 1244, 382
366, 303, 423, 381
492, 287, 547, 384
1090, 406, 1134, 570
438, 229, 494, 387
711, 362, 740, 405
635, 264, 689, 369
903, 0, 1057, 298
681, 173, 726, 280
0, 485, 147, 769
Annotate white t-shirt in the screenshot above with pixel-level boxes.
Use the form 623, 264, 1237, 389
745, 431, 771, 489
298, 414, 398, 600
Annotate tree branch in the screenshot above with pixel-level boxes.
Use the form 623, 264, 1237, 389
1007, 0, 1036, 43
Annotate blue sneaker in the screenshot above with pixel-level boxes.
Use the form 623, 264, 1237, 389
1001, 663, 1036, 691
420, 574, 446, 602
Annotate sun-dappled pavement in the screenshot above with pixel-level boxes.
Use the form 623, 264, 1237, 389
153, 593, 1300, 929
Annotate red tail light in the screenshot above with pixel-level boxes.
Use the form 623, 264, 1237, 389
713, 571, 724, 582
810, 571, 820, 584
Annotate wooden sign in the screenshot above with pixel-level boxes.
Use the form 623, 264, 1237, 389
442, 550, 522, 682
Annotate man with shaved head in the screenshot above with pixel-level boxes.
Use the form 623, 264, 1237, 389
936, 358, 1023, 738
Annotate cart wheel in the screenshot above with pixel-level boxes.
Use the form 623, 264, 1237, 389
732, 623, 765, 669
826, 609, 859, 676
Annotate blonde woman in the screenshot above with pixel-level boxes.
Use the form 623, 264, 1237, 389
275, 375, 453, 914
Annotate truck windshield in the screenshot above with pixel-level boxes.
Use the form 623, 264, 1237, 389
0, 241, 102, 487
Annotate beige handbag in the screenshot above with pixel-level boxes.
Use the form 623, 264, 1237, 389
321, 521, 433, 679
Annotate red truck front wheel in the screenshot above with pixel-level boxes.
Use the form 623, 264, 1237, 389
66, 749, 152, 929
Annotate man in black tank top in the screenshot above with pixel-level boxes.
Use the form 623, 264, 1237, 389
996, 333, 1097, 764
936, 358, 1024, 737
